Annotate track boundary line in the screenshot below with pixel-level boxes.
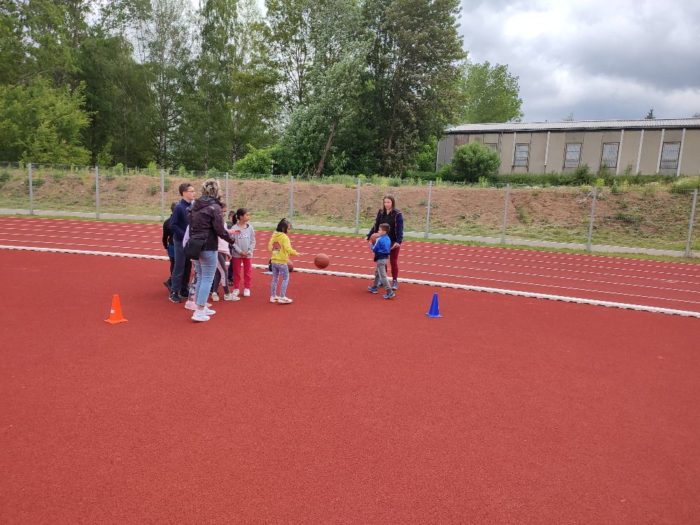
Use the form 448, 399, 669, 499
3, 244, 699, 318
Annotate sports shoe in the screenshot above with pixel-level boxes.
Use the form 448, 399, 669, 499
184, 300, 212, 310
368, 286, 378, 294
278, 296, 293, 304
270, 296, 278, 303
179, 290, 190, 298
233, 289, 240, 297
211, 292, 220, 302
391, 280, 399, 290
383, 291, 396, 300
224, 293, 240, 301
191, 310, 210, 322
203, 307, 216, 316
169, 292, 181, 303
243, 288, 251, 297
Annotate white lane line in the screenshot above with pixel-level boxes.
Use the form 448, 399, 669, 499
2, 244, 697, 318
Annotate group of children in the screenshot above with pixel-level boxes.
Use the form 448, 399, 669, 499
163, 206, 397, 307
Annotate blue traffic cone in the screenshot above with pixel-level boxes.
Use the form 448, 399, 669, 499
426, 292, 442, 318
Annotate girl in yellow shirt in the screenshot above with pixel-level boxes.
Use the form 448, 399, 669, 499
268, 218, 299, 304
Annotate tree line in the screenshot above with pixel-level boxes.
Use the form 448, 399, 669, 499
0, 0, 522, 177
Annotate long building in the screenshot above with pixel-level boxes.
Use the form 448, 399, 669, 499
437, 118, 700, 176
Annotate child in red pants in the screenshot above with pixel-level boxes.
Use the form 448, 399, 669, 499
230, 208, 256, 297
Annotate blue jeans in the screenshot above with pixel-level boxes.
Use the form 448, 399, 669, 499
271, 263, 290, 298
193, 250, 217, 306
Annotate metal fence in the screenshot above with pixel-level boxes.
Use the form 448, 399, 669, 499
0, 162, 698, 257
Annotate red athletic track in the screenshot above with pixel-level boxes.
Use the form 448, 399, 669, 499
1, 216, 700, 314
1, 250, 700, 523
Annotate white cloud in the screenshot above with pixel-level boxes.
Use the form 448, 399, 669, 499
460, 0, 700, 121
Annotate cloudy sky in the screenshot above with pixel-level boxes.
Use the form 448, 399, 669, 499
459, 0, 700, 122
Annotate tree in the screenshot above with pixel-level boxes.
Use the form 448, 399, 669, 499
362, 0, 466, 176
457, 61, 523, 123
78, 28, 155, 166
0, 79, 91, 164
144, 0, 193, 167
279, 0, 368, 176
265, 0, 314, 113
451, 142, 500, 182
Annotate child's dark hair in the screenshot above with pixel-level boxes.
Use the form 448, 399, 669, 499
379, 223, 391, 232
170, 201, 178, 212
236, 208, 248, 221
276, 218, 291, 233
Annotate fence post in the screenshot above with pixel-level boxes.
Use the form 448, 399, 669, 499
586, 186, 598, 251
95, 165, 100, 219
289, 175, 295, 218
28, 163, 34, 215
685, 188, 698, 258
160, 169, 165, 221
354, 177, 361, 234
424, 181, 433, 238
501, 184, 511, 243
225, 171, 229, 212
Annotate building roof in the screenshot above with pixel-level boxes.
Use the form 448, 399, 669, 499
446, 118, 700, 134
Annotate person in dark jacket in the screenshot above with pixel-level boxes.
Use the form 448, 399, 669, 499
169, 182, 196, 303
366, 195, 404, 290
162, 201, 178, 290
188, 179, 238, 322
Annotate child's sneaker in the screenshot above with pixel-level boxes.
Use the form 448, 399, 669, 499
383, 290, 396, 300
243, 288, 251, 297
185, 300, 212, 310
191, 310, 210, 322
278, 296, 293, 304
368, 286, 379, 294
270, 296, 278, 303
223, 293, 240, 301
211, 292, 220, 302
391, 280, 399, 290
203, 307, 216, 315
233, 289, 240, 297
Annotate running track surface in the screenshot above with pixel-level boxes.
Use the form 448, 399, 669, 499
1, 249, 699, 523
1, 217, 700, 315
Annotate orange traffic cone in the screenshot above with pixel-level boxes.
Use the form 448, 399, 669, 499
105, 294, 128, 324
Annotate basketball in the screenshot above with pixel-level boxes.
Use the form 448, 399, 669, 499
287, 261, 294, 272
314, 253, 330, 269
369, 232, 380, 244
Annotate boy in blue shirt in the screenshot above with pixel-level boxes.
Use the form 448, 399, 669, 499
368, 223, 396, 300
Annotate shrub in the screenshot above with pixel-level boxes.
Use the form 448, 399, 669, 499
571, 164, 593, 185
235, 146, 277, 176
0, 171, 10, 186
669, 176, 700, 194
451, 142, 500, 183
148, 184, 158, 196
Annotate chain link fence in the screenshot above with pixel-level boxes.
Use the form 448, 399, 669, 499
1, 162, 698, 257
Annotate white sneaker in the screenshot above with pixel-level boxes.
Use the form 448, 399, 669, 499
211, 292, 220, 302
203, 307, 216, 315
233, 289, 240, 297
223, 293, 240, 301
191, 310, 210, 322
185, 300, 212, 310
243, 288, 251, 297
277, 297, 293, 304
270, 296, 278, 303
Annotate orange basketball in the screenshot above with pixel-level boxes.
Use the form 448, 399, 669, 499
369, 232, 380, 244
314, 253, 330, 269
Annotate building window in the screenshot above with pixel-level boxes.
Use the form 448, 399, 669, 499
513, 144, 529, 167
485, 142, 499, 153
659, 142, 681, 170
601, 143, 619, 169
564, 143, 582, 168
